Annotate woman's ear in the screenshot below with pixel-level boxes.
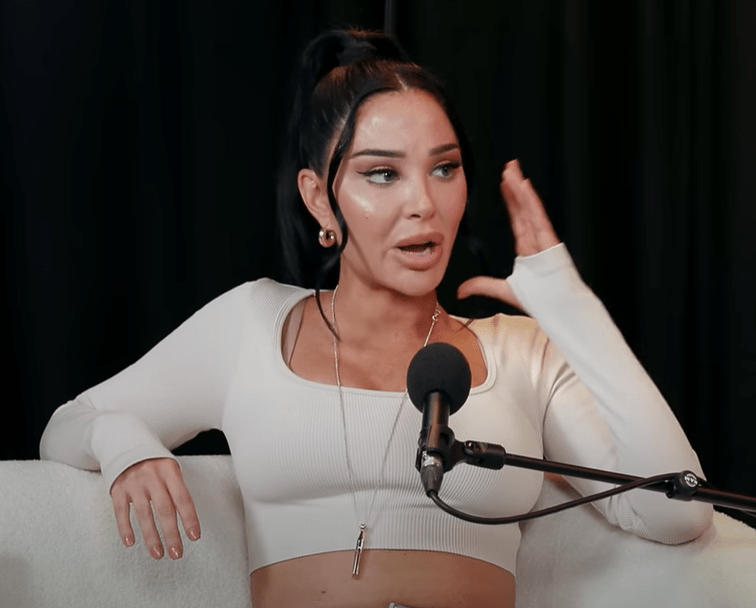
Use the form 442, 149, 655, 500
297, 168, 333, 228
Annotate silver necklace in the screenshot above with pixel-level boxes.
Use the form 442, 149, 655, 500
331, 286, 440, 577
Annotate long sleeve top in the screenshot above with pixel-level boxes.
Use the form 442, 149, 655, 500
40, 244, 713, 575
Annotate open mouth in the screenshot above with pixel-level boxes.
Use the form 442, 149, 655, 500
398, 241, 435, 253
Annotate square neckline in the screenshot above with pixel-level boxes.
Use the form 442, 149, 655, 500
273, 288, 495, 396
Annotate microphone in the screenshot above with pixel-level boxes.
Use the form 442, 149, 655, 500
407, 342, 472, 494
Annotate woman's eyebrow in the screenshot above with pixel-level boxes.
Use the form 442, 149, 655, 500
429, 143, 460, 155
351, 148, 404, 158
350, 142, 460, 159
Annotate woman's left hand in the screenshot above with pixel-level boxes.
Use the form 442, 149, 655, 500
457, 159, 560, 309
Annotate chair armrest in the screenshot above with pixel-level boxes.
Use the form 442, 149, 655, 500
516, 474, 756, 608
0, 456, 251, 608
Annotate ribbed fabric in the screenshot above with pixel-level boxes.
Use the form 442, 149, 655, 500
223, 279, 545, 574
40, 244, 712, 578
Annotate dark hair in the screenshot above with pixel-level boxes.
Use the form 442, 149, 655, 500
275, 28, 478, 302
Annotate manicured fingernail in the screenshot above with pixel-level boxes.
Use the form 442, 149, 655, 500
151, 545, 164, 559
187, 527, 200, 541
123, 534, 135, 547
169, 546, 182, 560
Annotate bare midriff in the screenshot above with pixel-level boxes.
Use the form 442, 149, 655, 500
250, 549, 515, 608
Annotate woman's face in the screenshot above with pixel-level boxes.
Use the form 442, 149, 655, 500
331, 88, 467, 297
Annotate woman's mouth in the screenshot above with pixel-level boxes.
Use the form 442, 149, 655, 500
398, 241, 436, 254
394, 240, 442, 270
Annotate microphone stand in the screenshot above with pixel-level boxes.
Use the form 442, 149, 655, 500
418, 435, 756, 524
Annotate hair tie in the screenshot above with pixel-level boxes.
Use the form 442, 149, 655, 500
336, 40, 378, 66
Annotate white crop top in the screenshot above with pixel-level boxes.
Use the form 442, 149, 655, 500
39, 244, 712, 576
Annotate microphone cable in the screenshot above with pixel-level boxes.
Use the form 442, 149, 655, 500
426, 472, 695, 525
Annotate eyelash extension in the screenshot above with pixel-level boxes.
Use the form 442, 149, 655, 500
357, 168, 398, 183
357, 168, 396, 176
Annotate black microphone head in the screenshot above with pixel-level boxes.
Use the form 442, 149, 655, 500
406, 342, 472, 415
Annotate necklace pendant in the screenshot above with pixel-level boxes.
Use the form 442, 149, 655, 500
351, 525, 366, 577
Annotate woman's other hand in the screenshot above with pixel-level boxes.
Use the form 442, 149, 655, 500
457, 159, 560, 309
110, 457, 201, 559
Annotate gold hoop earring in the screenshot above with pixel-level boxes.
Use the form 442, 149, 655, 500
318, 228, 337, 248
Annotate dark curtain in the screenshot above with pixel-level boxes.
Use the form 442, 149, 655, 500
2, 1, 755, 514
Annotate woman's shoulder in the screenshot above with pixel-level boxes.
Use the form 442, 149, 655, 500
245, 277, 312, 299
463, 312, 552, 362
464, 312, 542, 338
210, 277, 312, 306
186, 278, 312, 329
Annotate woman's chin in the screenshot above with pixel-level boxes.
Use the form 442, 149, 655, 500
338, 259, 449, 299
384, 269, 447, 299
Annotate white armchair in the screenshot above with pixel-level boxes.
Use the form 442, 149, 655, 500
1, 455, 754, 607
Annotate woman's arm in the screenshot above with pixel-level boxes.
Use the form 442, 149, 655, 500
41, 282, 249, 486
459, 160, 712, 543
510, 244, 713, 543
39, 281, 252, 556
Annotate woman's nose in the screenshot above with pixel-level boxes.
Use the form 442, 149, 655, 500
405, 177, 435, 218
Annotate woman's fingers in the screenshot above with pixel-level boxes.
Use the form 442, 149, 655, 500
132, 490, 169, 559
111, 489, 136, 548
110, 458, 200, 560
165, 471, 201, 543
149, 459, 202, 558
155, 485, 190, 559
500, 160, 559, 257
457, 276, 523, 310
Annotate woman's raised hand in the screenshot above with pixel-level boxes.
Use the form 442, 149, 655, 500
457, 159, 560, 309
110, 457, 201, 560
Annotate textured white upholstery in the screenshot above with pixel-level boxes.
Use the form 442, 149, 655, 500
1, 456, 754, 608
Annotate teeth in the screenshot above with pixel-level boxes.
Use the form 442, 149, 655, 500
400, 242, 434, 252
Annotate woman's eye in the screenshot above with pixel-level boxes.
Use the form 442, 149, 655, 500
359, 168, 398, 184
432, 162, 461, 179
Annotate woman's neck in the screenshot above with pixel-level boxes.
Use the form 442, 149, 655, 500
329, 280, 440, 351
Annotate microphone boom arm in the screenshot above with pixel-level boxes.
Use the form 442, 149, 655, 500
443, 439, 756, 513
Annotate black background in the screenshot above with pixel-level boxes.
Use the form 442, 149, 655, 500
2, 1, 755, 516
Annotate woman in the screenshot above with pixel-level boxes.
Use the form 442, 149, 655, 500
40, 28, 712, 608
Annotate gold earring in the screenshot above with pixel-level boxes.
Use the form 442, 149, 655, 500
318, 228, 337, 248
